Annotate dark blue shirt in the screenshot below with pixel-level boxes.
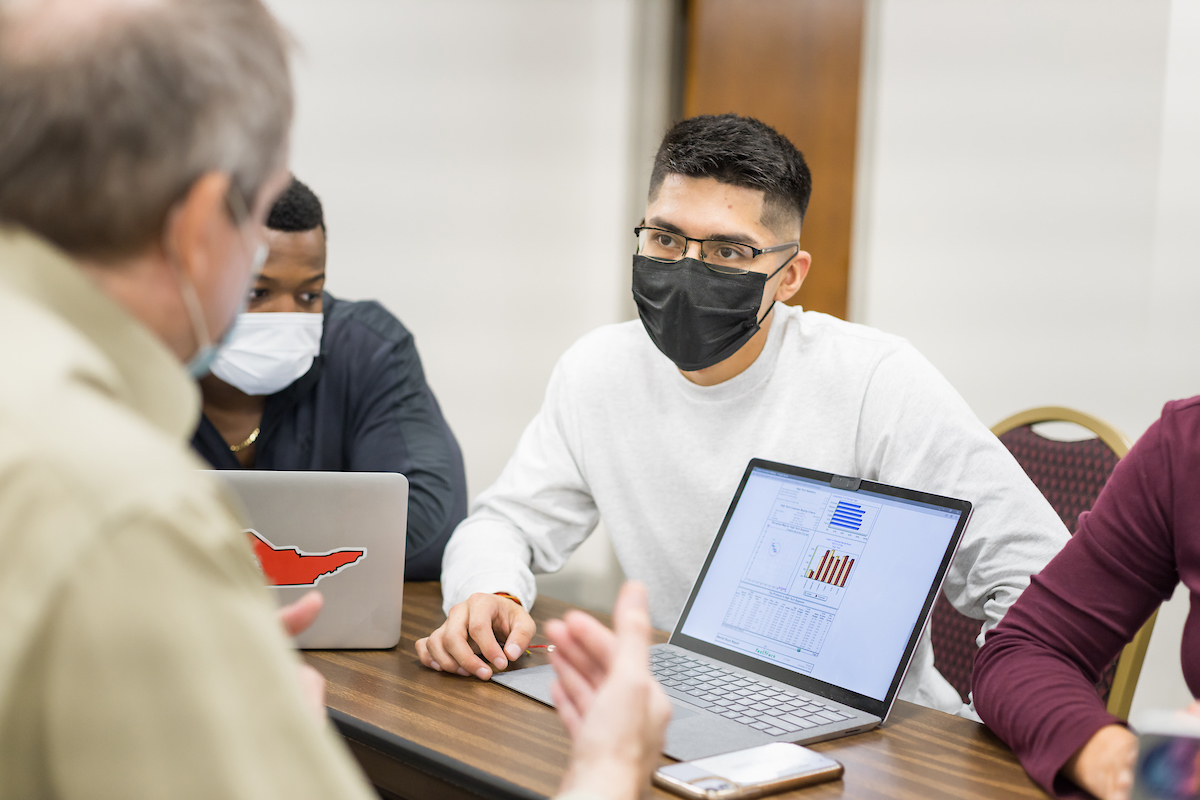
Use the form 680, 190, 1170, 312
192, 293, 466, 580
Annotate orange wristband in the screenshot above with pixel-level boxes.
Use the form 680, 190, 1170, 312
494, 591, 522, 607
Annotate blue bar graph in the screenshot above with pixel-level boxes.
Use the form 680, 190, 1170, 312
829, 500, 864, 531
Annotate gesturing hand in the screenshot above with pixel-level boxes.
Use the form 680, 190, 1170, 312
277, 590, 327, 722
547, 582, 671, 800
278, 589, 324, 637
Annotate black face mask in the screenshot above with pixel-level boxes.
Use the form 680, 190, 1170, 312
632, 256, 785, 372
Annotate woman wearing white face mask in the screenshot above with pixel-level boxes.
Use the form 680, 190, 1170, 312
192, 178, 467, 581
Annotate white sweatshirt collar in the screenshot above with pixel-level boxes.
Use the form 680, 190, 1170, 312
668, 301, 792, 403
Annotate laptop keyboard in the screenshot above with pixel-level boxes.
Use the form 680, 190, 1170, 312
650, 650, 852, 737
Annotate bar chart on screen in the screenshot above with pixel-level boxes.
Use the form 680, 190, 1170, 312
689, 466, 971, 697
806, 548, 856, 588
720, 478, 891, 665
797, 537, 862, 603
792, 497, 881, 601
828, 499, 866, 532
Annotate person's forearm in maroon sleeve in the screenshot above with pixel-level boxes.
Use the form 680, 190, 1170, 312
974, 401, 1200, 798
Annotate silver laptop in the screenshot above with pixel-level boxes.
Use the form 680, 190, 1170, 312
494, 458, 972, 761
216, 470, 408, 649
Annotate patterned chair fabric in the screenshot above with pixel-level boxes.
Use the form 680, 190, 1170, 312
931, 424, 1122, 703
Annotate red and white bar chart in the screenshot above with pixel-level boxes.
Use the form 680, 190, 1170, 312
806, 549, 855, 588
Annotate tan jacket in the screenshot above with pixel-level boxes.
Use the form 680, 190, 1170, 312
0, 228, 375, 800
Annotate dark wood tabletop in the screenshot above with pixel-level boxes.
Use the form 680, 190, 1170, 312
305, 582, 1048, 800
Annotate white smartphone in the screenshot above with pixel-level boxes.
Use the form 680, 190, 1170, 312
653, 742, 843, 799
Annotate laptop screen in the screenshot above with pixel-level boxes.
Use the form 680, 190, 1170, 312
673, 461, 970, 711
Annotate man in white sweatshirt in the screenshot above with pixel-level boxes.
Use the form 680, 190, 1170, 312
416, 114, 1069, 716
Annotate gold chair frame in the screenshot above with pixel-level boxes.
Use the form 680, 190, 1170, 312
992, 406, 1153, 720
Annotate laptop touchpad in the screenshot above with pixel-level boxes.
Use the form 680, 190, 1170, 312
669, 703, 697, 721
494, 666, 697, 724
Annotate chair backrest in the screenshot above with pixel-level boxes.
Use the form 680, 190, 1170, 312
930, 407, 1153, 718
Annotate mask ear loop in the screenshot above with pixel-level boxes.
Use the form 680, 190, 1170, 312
162, 207, 215, 359
755, 245, 801, 326
179, 275, 215, 356
168, 179, 268, 364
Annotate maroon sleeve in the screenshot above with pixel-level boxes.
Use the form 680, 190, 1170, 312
973, 408, 1182, 797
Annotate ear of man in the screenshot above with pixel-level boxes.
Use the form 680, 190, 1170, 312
165, 167, 288, 344
73, 171, 249, 364
761, 199, 809, 306
164, 172, 236, 292
164, 169, 298, 364
773, 249, 812, 305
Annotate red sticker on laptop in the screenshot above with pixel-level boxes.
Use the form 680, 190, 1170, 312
245, 529, 367, 587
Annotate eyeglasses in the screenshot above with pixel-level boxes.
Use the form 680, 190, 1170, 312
634, 226, 799, 275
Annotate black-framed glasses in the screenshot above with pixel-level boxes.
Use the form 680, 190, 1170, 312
634, 226, 799, 275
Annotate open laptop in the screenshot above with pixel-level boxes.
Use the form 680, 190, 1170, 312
494, 458, 972, 761
216, 470, 408, 649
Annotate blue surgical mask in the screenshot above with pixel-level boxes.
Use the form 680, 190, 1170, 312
177, 239, 268, 379
187, 343, 222, 380
179, 277, 234, 379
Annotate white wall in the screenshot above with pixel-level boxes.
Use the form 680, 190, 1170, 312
854, 0, 1200, 717
268, 0, 679, 613
272, 0, 635, 493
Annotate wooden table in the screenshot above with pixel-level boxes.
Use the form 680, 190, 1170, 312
305, 583, 1048, 800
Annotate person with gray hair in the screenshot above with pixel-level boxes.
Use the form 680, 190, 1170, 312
0, 0, 372, 796
0, 1, 669, 799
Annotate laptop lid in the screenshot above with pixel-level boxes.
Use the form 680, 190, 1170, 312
671, 459, 972, 720
215, 470, 408, 649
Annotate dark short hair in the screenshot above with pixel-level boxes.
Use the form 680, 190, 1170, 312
267, 177, 324, 233
649, 114, 812, 232
0, 0, 292, 259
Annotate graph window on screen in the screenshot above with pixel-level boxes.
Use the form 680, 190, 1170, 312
721, 478, 881, 663
680, 466, 963, 700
